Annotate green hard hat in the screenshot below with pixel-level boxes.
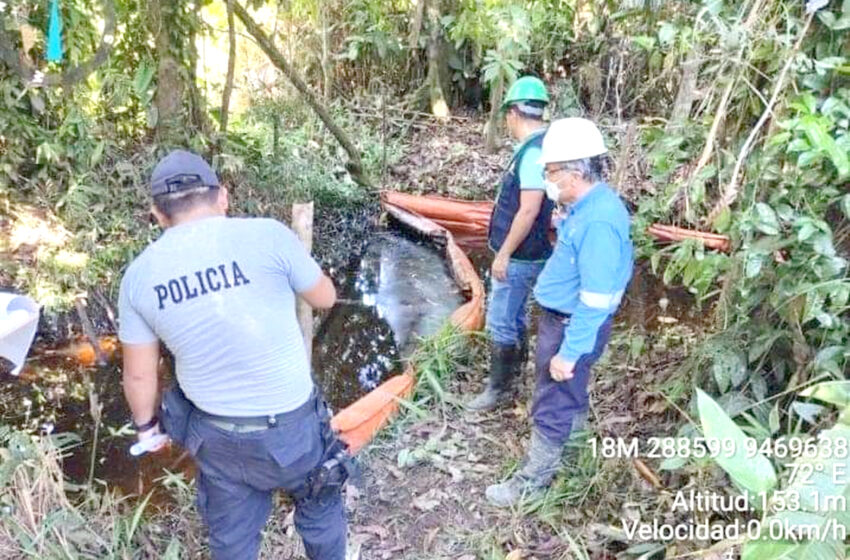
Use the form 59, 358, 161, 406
501, 76, 549, 111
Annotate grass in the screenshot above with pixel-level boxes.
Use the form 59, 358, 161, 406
0, 430, 185, 559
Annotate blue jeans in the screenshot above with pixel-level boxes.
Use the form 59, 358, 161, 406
486, 259, 545, 346
184, 396, 347, 560
531, 308, 613, 445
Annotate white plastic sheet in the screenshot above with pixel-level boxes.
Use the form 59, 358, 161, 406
0, 292, 40, 375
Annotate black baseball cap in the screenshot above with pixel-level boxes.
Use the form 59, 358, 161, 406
151, 150, 220, 197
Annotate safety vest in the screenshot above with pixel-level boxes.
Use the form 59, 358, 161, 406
487, 131, 554, 261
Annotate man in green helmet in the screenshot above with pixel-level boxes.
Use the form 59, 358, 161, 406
467, 76, 555, 411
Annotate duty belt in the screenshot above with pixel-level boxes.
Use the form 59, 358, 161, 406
195, 390, 316, 433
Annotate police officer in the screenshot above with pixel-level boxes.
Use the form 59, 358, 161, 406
486, 118, 634, 506
118, 150, 346, 559
467, 76, 555, 411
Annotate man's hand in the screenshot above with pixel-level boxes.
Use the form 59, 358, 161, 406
491, 251, 509, 282
550, 355, 575, 382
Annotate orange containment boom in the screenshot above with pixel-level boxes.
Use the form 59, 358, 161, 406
330, 194, 485, 453
380, 191, 493, 247
647, 223, 731, 253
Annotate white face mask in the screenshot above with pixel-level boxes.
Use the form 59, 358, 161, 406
545, 180, 561, 203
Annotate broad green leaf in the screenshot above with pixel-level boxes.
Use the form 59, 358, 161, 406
788, 138, 811, 152
801, 381, 850, 407
697, 389, 777, 495
751, 374, 768, 401
768, 131, 792, 147
743, 512, 842, 560
797, 221, 819, 241
821, 97, 850, 120
659, 455, 687, 470
754, 203, 780, 235
163, 538, 182, 560
133, 62, 155, 97
812, 235, 836, 257
748, 332, 780, 364
768, 404, 780, 434
792, 401, 827, 423
703, 0, 722, 15
813, 347, 846, 377
744, 422, 850, 559
658, 22, 677, 47
819, 10, 838, 28
89, 140, 105, 167
798, 150, 822, 168
712, 352, 747, 391
742, 538, 799, 560
632, 36, 656, 50
775, 203, 795, 222
712, 206, 731, 233
799, 116, 850, 177
745, 252, 763, 278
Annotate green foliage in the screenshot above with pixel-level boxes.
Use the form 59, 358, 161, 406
410, 323, 471, 405
697, 388, 778, 495
0, 428, 189, 557
742, 385, 850, 559
634, 4, 850, 418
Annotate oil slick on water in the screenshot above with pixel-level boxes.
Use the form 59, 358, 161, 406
313, 231, 462, 411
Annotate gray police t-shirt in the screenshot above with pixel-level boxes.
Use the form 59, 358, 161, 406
118, 216, 320, 416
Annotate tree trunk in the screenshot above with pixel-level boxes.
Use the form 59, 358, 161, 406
220, 0, 237, 135
484, 75, 504, 153
150, 0, 187, 142
233, 1, 372, 189
426, 0, 449, 119
320, 2, 333, 99
186, 1, 211, 134
666, 47, 701, 130
409, 0, 426, 50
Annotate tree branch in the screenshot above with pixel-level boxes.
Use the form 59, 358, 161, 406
232, 1, 372, 189
705, 13, 814, 225
220, 0, 237, 135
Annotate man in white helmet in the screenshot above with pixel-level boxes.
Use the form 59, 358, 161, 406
486, 118, 634, 506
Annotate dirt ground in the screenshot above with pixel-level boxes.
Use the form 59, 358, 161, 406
341, 324, 696, 560
384, 117, 511, 201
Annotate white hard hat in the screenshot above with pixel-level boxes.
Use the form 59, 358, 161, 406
538, 118, 607, 165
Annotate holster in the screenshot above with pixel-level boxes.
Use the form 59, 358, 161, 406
300, 397, 360, 503
159, 383, 195, 447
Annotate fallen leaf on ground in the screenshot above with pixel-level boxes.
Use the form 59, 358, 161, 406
413, 492, 441, 512
359, 524, 390, 539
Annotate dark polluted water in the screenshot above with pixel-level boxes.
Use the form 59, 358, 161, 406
0, 228, 464, 500
313, 231, 463, 411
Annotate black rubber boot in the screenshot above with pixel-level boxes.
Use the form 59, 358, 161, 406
518, 334, 529, 365
467, 342, 522, 411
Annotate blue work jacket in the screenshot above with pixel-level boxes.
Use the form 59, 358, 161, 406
533, 182, 634, 362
